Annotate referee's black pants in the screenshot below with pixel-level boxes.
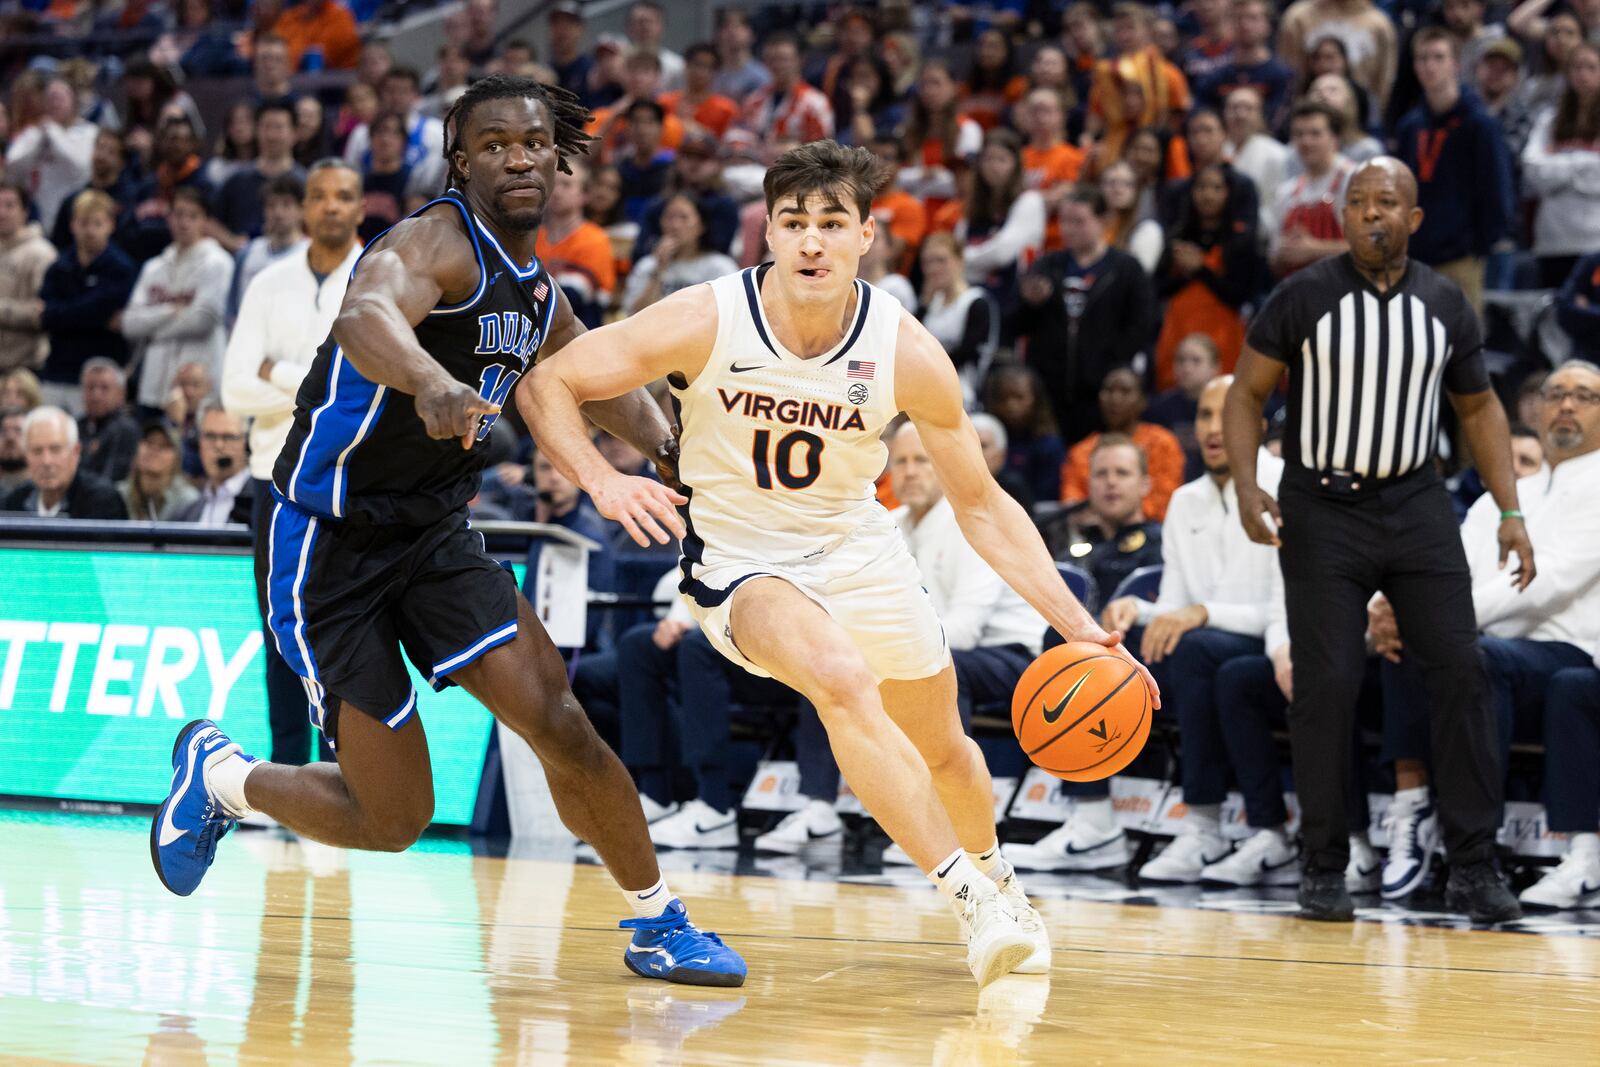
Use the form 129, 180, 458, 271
250, 478, 326, 765
1278, 466, 1501, 874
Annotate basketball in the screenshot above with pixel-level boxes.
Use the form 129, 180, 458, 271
1011, 641, 1151, 782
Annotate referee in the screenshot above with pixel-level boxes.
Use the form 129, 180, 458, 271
1223, 158, 1534, 924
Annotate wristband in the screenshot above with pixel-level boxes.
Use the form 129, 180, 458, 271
1500, 510, 1524, 521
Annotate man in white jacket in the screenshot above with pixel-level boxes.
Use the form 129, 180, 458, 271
1008, 376, 1289, 877
221, 158, 363, 767
121, 187, 234, 411
4, 77, 96, 235
1370, 361, 1600, 907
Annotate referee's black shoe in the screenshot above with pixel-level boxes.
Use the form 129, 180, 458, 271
1445, 861, 1523, 924
1298, 869, 1355, 922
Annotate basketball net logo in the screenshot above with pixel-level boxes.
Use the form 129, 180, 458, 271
1040, 671, 1094, 724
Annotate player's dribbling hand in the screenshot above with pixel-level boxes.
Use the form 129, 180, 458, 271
1236, 482, 1282, 547
416, 376, 500, 450
1071, 621, 1161, 710
592, 471, 687, 546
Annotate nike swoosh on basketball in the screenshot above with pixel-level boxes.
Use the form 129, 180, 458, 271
158, 732, 209, 847
729, 361, 768, 373
1041, 670, 1094, 724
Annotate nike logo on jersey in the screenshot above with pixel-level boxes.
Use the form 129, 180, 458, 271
729, 361, 769, 373
1041, 671, 1094, 724
716, 387, 867, 432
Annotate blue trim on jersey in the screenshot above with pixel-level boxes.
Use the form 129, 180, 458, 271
355, 193, 491, 316
682, 571, 767, 609
426, 619, 519, 690
265, 498, 327, 727
472, 214, 541, 280
285, 346, 389, 519
822, 280, 871, 365
742, 268, 778, 357
383, 689, 419, 730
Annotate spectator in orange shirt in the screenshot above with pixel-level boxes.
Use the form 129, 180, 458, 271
660, 43, 740, 141
272, 0, 361, 71
867, 134, 928, 275
1086, 4, 1192, 171
899, 58, 983, 205
963, 28, 1030, 131
1019, 86, 1086, 251
1060, 367, 1186, 520
535, 156, 618, 328
586, 50, 685, 164
584, 163, 636, 283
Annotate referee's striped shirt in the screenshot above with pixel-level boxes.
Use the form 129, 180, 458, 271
1246, 254, 1490, 479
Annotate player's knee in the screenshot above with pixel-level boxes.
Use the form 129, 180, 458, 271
922, 730, 980, 779
364, 804, 432, 852
804, 652, 878, 718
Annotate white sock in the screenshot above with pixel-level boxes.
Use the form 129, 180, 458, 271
624, 876, 674, 920
1570, 832, 1600, 858
1185, 804, 1222, 837
966, 840, 1014, 888
929, 849, 991, 908
208, 751, 258, 818
1391, 786, 1429, 815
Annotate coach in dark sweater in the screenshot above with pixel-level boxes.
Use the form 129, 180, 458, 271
1393, 28, 1514, 312
1013, 184, 1156, 444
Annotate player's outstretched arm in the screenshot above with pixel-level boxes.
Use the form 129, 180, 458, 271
896, 310, 1161, 707
535, 285, 679, 484
522, 284, 717, 546
332, 213, 500, 449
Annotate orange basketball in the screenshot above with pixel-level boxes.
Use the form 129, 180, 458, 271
1011, 641, 1151, 782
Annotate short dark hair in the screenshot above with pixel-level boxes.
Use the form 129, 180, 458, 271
1185, 107, 1223, 134
1510, 421, 1539, 440
384, 66, 422, 91
762, 30, 801, 53
1412, 25, 1462, 60
1063, 181, 1108, 217
172, 185, 209, 215
1093, 431, 1149, 474
256, 99, 295, 126
626, 98, 665, 125
762, 139, 889, 222
262, 173, 305, 205
0, 180, 31, 214
1290, 100, 1345, 139
442, 74, 595, 187
685, 41, 718, 65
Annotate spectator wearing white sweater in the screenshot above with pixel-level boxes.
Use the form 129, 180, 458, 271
1520, 45, 1600, 288
956, 130, 1047, 293
121, 187, 234, 410
4, 78, 97, 235
0, 182, 57, 374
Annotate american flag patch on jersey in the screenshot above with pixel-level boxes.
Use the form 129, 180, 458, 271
533, 280, 550, 301
847, 360, 875, 380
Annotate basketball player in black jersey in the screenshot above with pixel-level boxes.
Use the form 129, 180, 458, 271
151, 76, 747, 986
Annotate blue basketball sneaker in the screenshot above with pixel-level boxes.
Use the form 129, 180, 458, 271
619, 899, 747, 987
150, 719, 253, 896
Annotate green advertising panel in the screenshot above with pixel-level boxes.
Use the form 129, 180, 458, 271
0, 547, 496, 824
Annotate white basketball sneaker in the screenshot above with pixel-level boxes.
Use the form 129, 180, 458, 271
1381, 798, 1440, 900
1345, 833, 1382, 893
995, 872, 1051, 974
648, 799, 738, 849
1520, 841, 1600, 910
1200, 827, 1301, 886
1138, 825, 1232, 884
1002, 803, 1129, 872
959, 881, 1035, 989
639, 794, 679, 824
753, 800, 843, 854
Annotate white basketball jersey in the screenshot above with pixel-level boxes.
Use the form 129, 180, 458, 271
671, 265, 905, 577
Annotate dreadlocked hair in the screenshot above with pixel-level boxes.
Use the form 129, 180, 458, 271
442, 74, 595, 188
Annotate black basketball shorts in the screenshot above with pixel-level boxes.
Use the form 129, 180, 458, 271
265, 493, 519, 747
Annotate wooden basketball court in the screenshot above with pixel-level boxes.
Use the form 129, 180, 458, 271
1, 809, 1594, 1065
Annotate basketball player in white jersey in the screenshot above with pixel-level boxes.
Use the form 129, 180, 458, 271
523, 140, 1161, 987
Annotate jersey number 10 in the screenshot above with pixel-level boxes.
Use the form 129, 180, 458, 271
751, 428, 824, 490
